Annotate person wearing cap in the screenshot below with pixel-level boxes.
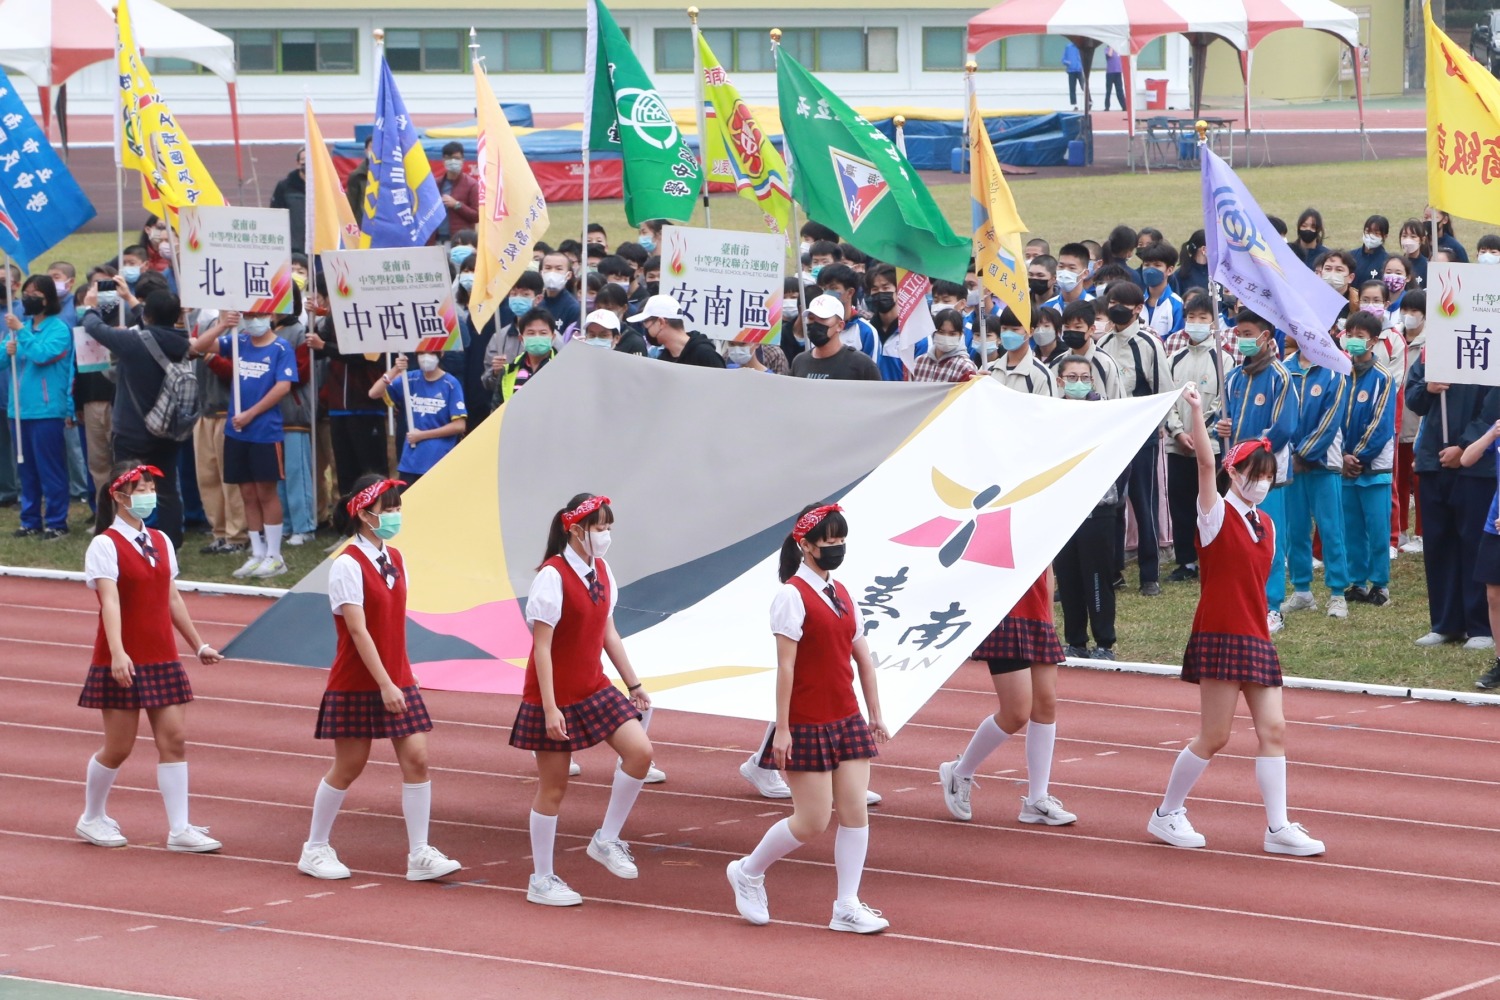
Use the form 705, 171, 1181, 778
627, 295, 726, 369
579, 309, 622, 351
790, 295, 879, 381
594, 285, 648, 356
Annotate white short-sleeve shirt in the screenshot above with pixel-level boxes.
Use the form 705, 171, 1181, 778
1196, 490, 1260, 548
526, 544, 618, 628
769, 563, 844, 641
327, 535, 402, 615
84, 518, 180, 590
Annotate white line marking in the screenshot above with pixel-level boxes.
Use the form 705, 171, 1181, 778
1421, 973, 1500, 999
24, 944, 53, 951
1059, 758, 1082, 763
351, 883, 379, 890
73, 935, 102, 942
894, 787, 917, 793
303, 893, 334, 899
1317, 716, 1336, 720
126, 925, 156, 932
1096, 751, 1119, 757
263, 900, 291, 907
641, 832, 666, 838
755, 811, 782, 817
222, 907, 252, 914
0, 976, 194, 1000
715, 819, 739, 825
679, 826, 701, 831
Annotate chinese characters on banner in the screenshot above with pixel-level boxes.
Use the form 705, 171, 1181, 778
321, 246, 460, 354
1425, 263, 1500, 387
0, 66, 96, 271
660, 225, 783, 345
177, 207, 295, 314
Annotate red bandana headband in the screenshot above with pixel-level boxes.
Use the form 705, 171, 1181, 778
109, 464, 163, 495
562, 495, 611, 530
1223, 437, 1272, 468
346, 479, 406, 517
792, 504, 843, 542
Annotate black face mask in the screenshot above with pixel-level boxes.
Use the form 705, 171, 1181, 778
868, 291, 895, 314
1298, 228, 1319, 244
1062, 330, 1088, 349
645, 280, 660, 297
806, 321, 832, 348
21, 296, 43, 316
813, 543, 846, 571
1027, 277, 1050, 297
1106, 304, 1135, 327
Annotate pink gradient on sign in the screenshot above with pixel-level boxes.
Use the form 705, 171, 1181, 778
964, 509, 1015, 568
890, 516, 963, 548
406, 598, 534, 694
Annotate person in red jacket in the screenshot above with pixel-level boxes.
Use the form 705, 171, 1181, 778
433, 141, 479, 246
726, 504, 891, 934
512, 493, 653, 907
1147, 386, 1326, 857
77, 462, 223, 852
296, 474, 462, 883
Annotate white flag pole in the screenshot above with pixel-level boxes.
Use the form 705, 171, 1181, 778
373, 27, 395, 442
112, 4, 125, 273
302, 96, 319, 523
770, 30, 806, 323
966, 67, 986, 360
690, 7, 711, 227
581, 0, 597, 277
4, 250, 20, 464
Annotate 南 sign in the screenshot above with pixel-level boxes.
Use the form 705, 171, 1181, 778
177, 206, 294, 313
322, 246, 460, 354
1426, 262, 1500, 387
659, 225, 783, 345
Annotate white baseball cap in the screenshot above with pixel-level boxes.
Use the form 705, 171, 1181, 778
583, 308, 621, 333
626, 294, 685, 323
806, 294, 845, 321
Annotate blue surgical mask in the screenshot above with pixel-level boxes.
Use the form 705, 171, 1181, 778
449, 245, 474, 266
1000, 330, 1027, 352
242, 317, 272, 336
98, 290, 120, 310
458, 273, 475, 291
508, 296, 533, 317
810, 265, 823, 280
121, 265, 141, 283
639, 235, 656, 252
127, 492, 157, 518
1141, 266, 1165, 287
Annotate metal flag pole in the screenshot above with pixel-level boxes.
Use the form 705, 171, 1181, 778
690, 6, 711, 227
4, 250, 20, 464
372, 26, 395, 444
966, 65, 986, 359
113, 4, 125, 271
581, 0, 597, 278
770, 29, 806, 323
302, 94, 319, 526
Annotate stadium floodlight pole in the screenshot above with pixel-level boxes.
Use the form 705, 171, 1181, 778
689, 7, 711, 227
770, 29, 806, 324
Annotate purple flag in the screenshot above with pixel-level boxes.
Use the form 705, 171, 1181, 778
1201, 146, 1350, 375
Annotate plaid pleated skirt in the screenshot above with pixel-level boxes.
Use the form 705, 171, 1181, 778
314, 685, 432, 740
972, 617, 1065, 668
757, 712, 878, 773
1182, 633, 1283, 687
508, 685, 642, 753
78, 661, 193, 710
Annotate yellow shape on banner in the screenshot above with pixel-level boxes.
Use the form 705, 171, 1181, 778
1426, 3, 1500, 225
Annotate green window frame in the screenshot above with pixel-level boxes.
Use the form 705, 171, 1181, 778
385, 29, 464, 74
658, 26, 894, 73
148, 28, 357, 75
474, 29, 587, 73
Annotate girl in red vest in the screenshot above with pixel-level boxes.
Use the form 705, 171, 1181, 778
296, 474, 462, 883
727, 503, 890, 933
937, 570, 1075, 826
1148, 386, 1325, 857
511, 493, 653, 907
77, 462, 223, 852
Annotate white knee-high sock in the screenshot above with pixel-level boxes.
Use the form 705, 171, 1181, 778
834, 825, 869, 904
307, 779, 347, 846
599, 768, 645, 842
1025, 722, 1057, 802
84, 756, 119, 822
743, 818, 802, 877
249, 529, 266, 559
264, 523, 284, 560
401, 781, 431, 853
1255, 756, 1290, 832
530, 810, 558, 877
954, 715, 1009, 779
1160, 747, 1212, 814
157, 761, 189, 833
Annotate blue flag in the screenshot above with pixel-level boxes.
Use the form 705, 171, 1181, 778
0, 67, 96, 271
360, 58, 443, 249
1201, 145, 1348, 375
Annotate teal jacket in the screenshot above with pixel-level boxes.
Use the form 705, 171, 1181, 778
6, 314, 73, 421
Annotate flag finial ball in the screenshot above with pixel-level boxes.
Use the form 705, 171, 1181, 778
965, 60, 978, 73
688, 6, 699, 20
770, 28, 782, 42
894, 115, 906, 128
1194, 119, 1208, 142
373, 28, 385, 43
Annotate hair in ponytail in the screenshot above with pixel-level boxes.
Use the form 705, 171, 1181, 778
94, 459, 156, 536
539, 492, 614, 569
778, 503, 849, 583
333, 473, 401, 536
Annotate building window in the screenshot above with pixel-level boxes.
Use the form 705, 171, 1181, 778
386, 29, 464, 73
659, 26, 893, 73
474, 29, 586, 73
934, 31, 1159, 73
924, 28, 999, 72
152, 28, 355, 74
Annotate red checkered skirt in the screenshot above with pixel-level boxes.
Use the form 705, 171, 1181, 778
78, 661, 192, 710
972, 617, 1065, 666
314, 685, 432, 740
1182, 633, 1282, 687
509, 685, 641, 753
757, 712, 878, 773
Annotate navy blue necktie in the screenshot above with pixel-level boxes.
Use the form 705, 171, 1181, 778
587, 570, 605, 604
824, 584, 847, 617
377, 553, 400, 586
136, 532, 157, 565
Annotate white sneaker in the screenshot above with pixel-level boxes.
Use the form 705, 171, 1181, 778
167, 825, 222, 853
231, 555, 265, 578
298, 842, 351, 879
1267, 610, 1285, 635
1389, 545, 1399, 561
75, 814, 126, 848
726, 859, 770, 925
1465, 636, 1496, 651
618, 758, 666, 783
1018, 794, 1078, 826
938, 758, 974, 821
1400, 536, 1423, 554
1312, 557, 1324, 571
586, 831, 638, 879
251, 555, 288, 579
1280, 591, 1317, 613
406, 844, 461, 881
1416, 631, 1458, 647
527, 872, 582, 906
865, 789, 883, 806
286, 533, 311, 547
1264, 821, 1325, 856
829, 899, 890, 934
569, 759, 581, 776
1326, 596, 1348, 619
1147, 807, 1206, 848
738, 757, 791, 799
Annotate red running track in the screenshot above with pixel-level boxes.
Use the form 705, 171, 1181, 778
1, 575, 1499, 1000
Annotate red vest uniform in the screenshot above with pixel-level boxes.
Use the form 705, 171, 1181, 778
1193, 503, 1274, 641
91, 529, 176, 667
523, 555, 610, 706
329, 546, 415, 692
1011, 572, 1054, 623
787, 577, 859, 725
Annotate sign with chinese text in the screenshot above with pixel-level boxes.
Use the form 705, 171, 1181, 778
74, 327, 112, 374
660, 224, 783, 345
178, 207, 294, 314
322, 246, 461, 354
1426, 263, 1500, 387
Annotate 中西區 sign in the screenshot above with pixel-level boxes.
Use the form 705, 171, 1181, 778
177, 206, 295, 314
660, 225, 783, 345
1426, 262, 1500, 388
322, 246, 460, 354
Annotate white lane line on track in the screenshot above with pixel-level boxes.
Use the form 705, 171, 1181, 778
1421, 973, 1500, 1000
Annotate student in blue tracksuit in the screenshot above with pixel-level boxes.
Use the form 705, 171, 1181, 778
5, 276, 75, 538
1281, 336, 1351, 620
1338, 312, 1397, 608
1215, 310, 1297, 632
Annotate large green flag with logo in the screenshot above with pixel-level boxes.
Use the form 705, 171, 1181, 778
585, 0, 701, 225
776, 50, 969, 282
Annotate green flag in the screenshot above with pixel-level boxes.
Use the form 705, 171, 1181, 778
586, 0, 701, 225
776, 50, 969, 282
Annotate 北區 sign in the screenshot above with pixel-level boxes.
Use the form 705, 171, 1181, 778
322, 246, 460, 354
177, 206, 295, 313
660, 225, 783, 345
1426, 262, 1500, 387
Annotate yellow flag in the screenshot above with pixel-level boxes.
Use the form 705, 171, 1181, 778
968, 97, 1028, 327
699, 34, 790, 235
1426, 4, 1500, 224
117, 0, 222, 223
304, 101, 360, 254
471, 62, 550, 332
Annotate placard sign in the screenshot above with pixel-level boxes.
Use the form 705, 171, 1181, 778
660, 224, 783, 345
177, 206, 295, 314
1426, 262, 1500, 387
322, 246, 460, 354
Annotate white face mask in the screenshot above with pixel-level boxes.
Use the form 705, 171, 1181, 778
1055, 269, 1080, 292
1322, 272, 1347, 291
727, 344, 755, 366
1185, 322, 1213, 344
1481, 252, 1500, 265
933, 334, 963, 355
416, 354, 439, 373
1234, 475, 1272, 507
445, 158, 463, 174
242, 316, 272, 336
1400, 238, 1420, 254
584, 336, 613, 350
798, 241, 811, 257
587, 529, 612, 559
966, 288, 982, 308
1402, 313, 1424, 333
542, 271, 568, 292
783, 299, 800, 318
1032, 325, 1056, 347
1362, 233, 1383, 250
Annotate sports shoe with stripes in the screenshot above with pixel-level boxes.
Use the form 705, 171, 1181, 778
938, 758, 974, 821
1018, 794, 1077, 826
829, 899, 889, 934
726, 859, 770, 925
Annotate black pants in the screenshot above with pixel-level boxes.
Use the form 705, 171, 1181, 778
1116, 439, 1160, 584
329, 415, 388, 495
1419, 471, 1493, 637
1056, 513, 1117, 649
113, 435, 183, 549
1166, 452, 1200, 567
1067, 72, 1083, 105
1104, 72, 1125, 110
